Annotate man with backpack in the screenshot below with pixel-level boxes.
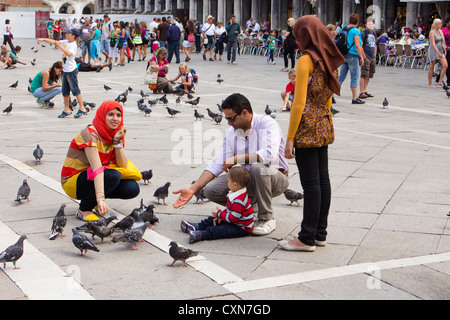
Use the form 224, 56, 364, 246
336, 13, 366, 104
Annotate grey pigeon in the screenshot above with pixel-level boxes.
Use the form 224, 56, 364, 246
112, 222, 150, 250
175, 96, 181, 105
49, 204, 67, 240
214, 114, 223, 125
104, 84, 112, 91
217, 74, 224, 84
217, 103, 223, 113
9, 81, 18, 89
0, 235, 27, 269
185, 97, 200, 107
140, 169, 153, 185
159, 94, 168, 105
85, 222, 114, 244
140, 90, 149, 98
143, 106, 152, 116
3, 103, 12, 115
140, 203, 159, 225
111, 214, 135, 233
442, 83, 449, 91
76, 215, 118, 233
206, 108, 219, 120
72, 228, 100, 256
382, 98, 389, 109
270, 110, 277, 119
127, 86, 133, 92
265, 105, 272, 115
166, 107, 180, 118
33, 144, 44, 163
168, 241, 198, 267
446, 90, 450, 99
148, 98, 159, 105
153, 182, 171, 205
15, 179, 30, 203
284, 189, 304, 206
137, 103, 146, 113
194, 109, 204, 121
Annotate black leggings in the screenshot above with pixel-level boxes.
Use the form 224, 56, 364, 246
295, 146, 331, 246
284, 45, 296, 69
3, 35, 14, 51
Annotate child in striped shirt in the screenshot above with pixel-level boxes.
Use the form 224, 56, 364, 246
181, 166, 254, 243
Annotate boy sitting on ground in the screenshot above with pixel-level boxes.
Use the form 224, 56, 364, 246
281, 68, 296, 111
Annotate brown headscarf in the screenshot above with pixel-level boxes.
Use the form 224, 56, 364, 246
293, 15, 345, 96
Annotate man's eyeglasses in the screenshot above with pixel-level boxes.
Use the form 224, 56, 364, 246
225, 110, 242, 123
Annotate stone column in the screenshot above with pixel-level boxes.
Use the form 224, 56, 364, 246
203, 0, 210, 20
155, 0, 162, 12
372, 0, 383, 31
177, 0, 184, 9
271, 0, 279, 30
234, 0, 241, 26
406, 2, 418, 29
218, 0, 225, 22
292, 0, 301, 19
342, 0, 352, 26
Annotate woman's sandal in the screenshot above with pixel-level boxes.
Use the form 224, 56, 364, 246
359, 92, 369, 99
76, 210, 99, 221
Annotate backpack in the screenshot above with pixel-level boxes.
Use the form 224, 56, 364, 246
190, 68, 198, 84
335, 26, 354, 55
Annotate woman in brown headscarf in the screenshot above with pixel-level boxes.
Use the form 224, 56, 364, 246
279, 15, 345, 252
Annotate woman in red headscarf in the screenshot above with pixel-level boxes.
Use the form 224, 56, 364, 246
61, 100, 140, 221
280, 15, 345, 252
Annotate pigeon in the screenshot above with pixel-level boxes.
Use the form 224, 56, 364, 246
28, 77, 33, 84
85, 222, 114, 244
112, 222, 150, 250
143, 106, 152, 116
49, 204, 67, 240
33, 144, 44, 163
3, 103, 12, 115
76, 215, 118, 233
187, 93, 194, 100
284, 189, 304, 206
217, 103, 223, 113
206, 108, 219, 120
84, 102, 96, 109
168, 241, 198, 267
153, 182, 171, 205
141, 169, 153, 185
137, 103, 146, 113
72, 228, 100, 256
0, 235, 27, 269
175, 96, 181, 105
127, 86, 133, 92
185, 97, 200, 107
140, 90, 149, 98
30, 59, 36, 66
41, 44, 46, 47
446, 90, 450, 99
217, 77, 224, 84
194, 109, 204, 121
270, 110, 277, 119
148, 98, 159, 106
15, 179, 30, 203
33, 49, 38, 53
166, 107, 180, 118
265, 105, 272, 115
119, 89, 129, 97
27, 85, 31, 93
30, 46, 34, 50
111, 214, 135, 233
382, 98, 389, 109
140, 204, 159, 225
104, 84, 112, 92
159, 94, 168, 105
9, 81, 18, 89
214, 114, 223, 125
443, 83, 449, 91
192, 181, 206, 203
115, 94, 127, 105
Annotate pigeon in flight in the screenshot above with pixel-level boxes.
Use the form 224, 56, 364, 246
0, 235, 27, 269
284, 189, 304, 206
72, 228, 100, 256
15, 179, 30, 203
49, 204, 67, 240
33, 144, 44, 163
168, 241, 198, 267
382, 98, 389, 109
153, 182, 171, 205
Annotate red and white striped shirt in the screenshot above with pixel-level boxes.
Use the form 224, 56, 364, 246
217, 188, 254, 233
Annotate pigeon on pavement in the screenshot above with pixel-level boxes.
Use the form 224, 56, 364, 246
194, 109, 204, 121
112, 222, 150, 250
111, 214, 135, 233
0, 235, 27, 269
206, 108, 219, 120
140, 203, 159, 225
154, 182, 171, 205
104, 84, 111, 92
168, 241, 198, 267
9, 81, 18, 89
284, 189, 304, 206
166, 107, 180, 118
141, 169, 153, 185
33, 144, 44, 163
72, 228, 100, 256
185, 97, 200, 107
382, 98, 389, 109
3, 103, 12, 115
49, 204, 67, 240
15, 179, 30, 203
86, 222, 114, 244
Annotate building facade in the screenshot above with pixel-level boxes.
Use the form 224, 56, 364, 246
95, 0, 449, 32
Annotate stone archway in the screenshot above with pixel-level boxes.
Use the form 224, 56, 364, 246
59, 2, 76, 14
82, 3, 95, 14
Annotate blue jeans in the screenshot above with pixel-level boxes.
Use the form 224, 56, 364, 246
62, 69, 81, 97
227, 40, 237, 62
76, 169, 140, 212
32, 87, 62, 101
197, 216, 249, 240
167, 41, 180, 63
338, 53, 360, 88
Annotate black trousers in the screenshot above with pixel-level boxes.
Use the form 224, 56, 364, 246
295, 146, 331, 246
3, 35, 14, 50
284, 45, 296, 69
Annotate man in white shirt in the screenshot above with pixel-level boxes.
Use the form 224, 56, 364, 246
173, 93, 289, 235
99, 15, 112, 61
37, 29, 88, 119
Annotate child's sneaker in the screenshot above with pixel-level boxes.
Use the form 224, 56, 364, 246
188, 230, 202, 243
58, 111, 72, 118
180, 220, 199, 233
74, 109, 88, 118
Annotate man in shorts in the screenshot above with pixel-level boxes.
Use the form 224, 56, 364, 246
359, 17, 377, 99
80, 18, 93, 64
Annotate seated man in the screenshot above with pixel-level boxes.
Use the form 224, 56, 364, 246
173, 93, 289, 235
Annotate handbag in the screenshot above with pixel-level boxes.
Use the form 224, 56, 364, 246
108, 160, 142, 181
144, 66, 158, 85
294, 68, 335, 149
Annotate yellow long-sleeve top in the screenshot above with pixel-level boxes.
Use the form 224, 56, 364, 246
287, 54, 332, 142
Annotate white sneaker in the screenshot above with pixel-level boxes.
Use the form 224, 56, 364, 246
231, 61, 237, 65
252, 218, 276, 236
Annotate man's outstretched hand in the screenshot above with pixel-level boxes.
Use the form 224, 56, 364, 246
172, 188, 195, 209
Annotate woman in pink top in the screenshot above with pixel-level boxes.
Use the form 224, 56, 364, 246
442, 17, 450, 86
147, 47, 173, 93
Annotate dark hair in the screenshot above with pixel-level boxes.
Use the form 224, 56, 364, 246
349, 13, 359, 25
49, 61, 63, 83
445, 17, 450, 25
228, 166, 250, 188
5, 19, 9, 24
14, 45, 21, 52
221, 93, 253, 115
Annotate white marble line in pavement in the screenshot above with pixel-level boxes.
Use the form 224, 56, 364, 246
223, 251, 450, 294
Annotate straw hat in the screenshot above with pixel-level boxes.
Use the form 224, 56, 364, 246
206, 15, 214, 21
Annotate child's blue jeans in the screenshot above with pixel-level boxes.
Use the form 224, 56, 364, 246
197, 216, 249, 240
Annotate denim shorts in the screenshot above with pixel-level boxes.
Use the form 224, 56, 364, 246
338, 53, 360, 88
81, 41, 91, 55
62, 69, 81, 97
99, 39, 109, 53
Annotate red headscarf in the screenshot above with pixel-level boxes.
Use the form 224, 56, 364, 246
91, 100, 124, 145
